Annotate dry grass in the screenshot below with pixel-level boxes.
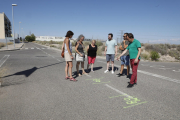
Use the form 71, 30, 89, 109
7, 42, 13, 45
0, 42, 5, 48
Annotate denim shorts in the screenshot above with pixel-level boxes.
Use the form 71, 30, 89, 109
106, 54, 115, 62
120, 55, 130, 66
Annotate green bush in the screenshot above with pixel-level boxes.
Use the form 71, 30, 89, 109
165, 44, 171, 49
141, 53, 150, 60
145, 44, 168, 55
141, 43, 145, 46
171, 44, 177, 48
97, 48, 102, 56
83, 41, 91, 46
169, 50, 180, 60
25, 34, 36, 42
177, 45, 180, 52
96, 40, 103, 47
101, 45, 106, 51
150, 51, 160, 61
50, 45, 56, 47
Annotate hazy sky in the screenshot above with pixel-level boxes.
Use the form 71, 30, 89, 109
1, 0, 180, 44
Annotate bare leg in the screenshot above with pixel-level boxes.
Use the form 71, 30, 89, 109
91, 63, 94, 71
76, 62, 81, 76
120, 65, 124, 74
68, 61, 73, 78
111, 61, 114, 71
81, 62, 87, 74
65, 62, 69, 77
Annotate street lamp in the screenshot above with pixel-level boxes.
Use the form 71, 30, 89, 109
21, 28, 24, 43
12, 4, 17, 49
19, 22, 21, 42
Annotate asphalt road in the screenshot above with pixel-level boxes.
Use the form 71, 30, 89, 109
0, 42, 180, 120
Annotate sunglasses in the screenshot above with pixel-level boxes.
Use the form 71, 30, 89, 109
123, 36, 126, 37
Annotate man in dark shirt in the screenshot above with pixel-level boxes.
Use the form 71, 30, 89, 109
116, 33, 130, 78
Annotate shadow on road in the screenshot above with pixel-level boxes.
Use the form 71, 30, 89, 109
0, 62, 65, 87
72, 66, 103, 78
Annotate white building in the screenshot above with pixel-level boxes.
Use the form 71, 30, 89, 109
36, 36, 77, 42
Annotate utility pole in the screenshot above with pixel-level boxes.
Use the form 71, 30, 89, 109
117, 30, 125, 43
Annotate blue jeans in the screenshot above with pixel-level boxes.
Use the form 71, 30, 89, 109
120, 55, 130, 66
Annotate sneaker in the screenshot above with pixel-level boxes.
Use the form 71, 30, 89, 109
91, 70, 94, 72
116, 73, 123, 77
127, 83, 134, 88
104, 70, 109, 73
112, 71, 114, 74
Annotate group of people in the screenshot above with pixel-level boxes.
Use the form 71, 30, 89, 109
62, 31, 141, 88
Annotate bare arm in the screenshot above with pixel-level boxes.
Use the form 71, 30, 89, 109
86, 45, 89, 53
65, 38, 72, 56
117, 49, 128, 60
104, 46, 107, 56
62, 41, 64, 50
75, 43, 82, 56
136, 48, 141, 59
119, 45, 124, 50
115, 45, 117, 56
124, 42, 128, 49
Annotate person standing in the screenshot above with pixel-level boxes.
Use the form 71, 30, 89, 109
87, 40, 97, 72
117, 33, 141, 88
63, 30, 77, 81
75, 34, 87, 76
116, 33, 130, 78
104, 33, 117, 74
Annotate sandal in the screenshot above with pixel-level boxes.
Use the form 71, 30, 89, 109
70, 78, 77, 82
82, 72, 88, 75
65, 76, 70, 80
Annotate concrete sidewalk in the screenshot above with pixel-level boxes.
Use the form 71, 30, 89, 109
0, 43, 24, 52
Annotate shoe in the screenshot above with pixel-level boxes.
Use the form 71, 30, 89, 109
127, 84, 134, 88
128, 82, 137, 85
65, 76, 70, 80
112, 71, 114, 74
116, 73, 123, 77
104, 70, 109, 73
70, 78, 77, 82
126, 75, 130, 79
91, 70, 94, 72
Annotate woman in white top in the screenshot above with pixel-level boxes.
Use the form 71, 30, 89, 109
62, 31, 77, 81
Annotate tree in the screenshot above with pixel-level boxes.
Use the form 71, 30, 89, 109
25, 34, 36, 42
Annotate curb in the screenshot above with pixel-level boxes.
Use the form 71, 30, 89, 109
0, 43, 24, 52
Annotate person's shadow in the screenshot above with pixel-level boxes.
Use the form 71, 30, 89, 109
73, 66, 103, 78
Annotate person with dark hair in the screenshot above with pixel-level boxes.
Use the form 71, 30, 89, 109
104, 33, 117, 74
117, 33, 141, 88
116, 33, 130, 78
62, 30, 77, 81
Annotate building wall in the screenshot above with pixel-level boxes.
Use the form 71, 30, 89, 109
0, 13, 5, 39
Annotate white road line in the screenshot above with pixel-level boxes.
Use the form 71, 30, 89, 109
31, 44, 61, 62
0, 55, 10, 67
31, 48, 34, 49
98, 60, 180, 84
105, 84, 132, 98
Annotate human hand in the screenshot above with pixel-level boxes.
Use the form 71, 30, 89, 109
134, 58, 138, 63
71, 56, 74, 60
104, 52, 106, 56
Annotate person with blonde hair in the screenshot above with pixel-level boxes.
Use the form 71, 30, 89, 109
75, 34, 87, 76
86, 40, 97, 72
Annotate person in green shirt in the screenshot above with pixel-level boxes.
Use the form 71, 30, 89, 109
117, 33, 141, 88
